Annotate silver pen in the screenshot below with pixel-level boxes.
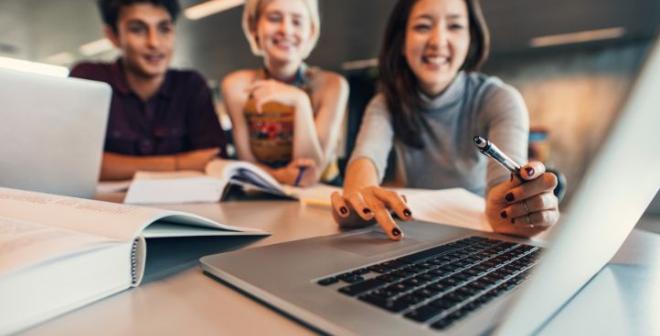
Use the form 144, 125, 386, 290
473, 136, 521, 175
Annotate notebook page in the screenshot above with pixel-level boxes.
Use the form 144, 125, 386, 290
397, 188, 492, 232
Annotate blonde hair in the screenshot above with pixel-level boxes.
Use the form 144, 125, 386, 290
242, 0, 320, 59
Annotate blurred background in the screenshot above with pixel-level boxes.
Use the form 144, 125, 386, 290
1, 0, 658, 211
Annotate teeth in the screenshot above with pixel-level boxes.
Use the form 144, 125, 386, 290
424, 56, 449, 65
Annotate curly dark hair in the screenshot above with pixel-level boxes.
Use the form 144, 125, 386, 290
378, 0, 490, 148
98, 0, 181, 32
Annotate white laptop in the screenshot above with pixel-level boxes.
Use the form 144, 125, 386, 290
0, 68, 111, 198
201, 37, 660, 335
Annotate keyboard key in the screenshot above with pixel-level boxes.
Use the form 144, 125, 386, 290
359, 294, 409, 312
412, 287, 439, 299
395, 292, 427, 306
379, 260, 407, 270
337, 274, 364, 283
404, 304, 444, 323
399, 244, 458, 264
317, 277, 338, 286
352, 268, 370, 275
367, 265, 388, 273
430, 316, 456, 330
338, 278, 387, 296
429, 297, 461, 311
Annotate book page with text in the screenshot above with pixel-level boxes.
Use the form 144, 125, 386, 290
0, 188, 258, 243
0, 216, 116, 276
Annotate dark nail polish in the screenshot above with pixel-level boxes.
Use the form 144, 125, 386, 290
525, 167, 535, 177
403, 209, 412, 217
340, 207, 348, 215
363, 208, 372, 215
392, 227, 401, 237
511, 218, 516, 224
505, 193, 515, 202
500, 210, 507, 219
510, 174, 514, 182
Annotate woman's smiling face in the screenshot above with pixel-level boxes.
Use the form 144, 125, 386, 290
403, 0, 471, 96
254, 0, 313, 67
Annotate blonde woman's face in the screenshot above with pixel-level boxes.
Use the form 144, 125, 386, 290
255, 0, 313, 65
404, 0, 470, 96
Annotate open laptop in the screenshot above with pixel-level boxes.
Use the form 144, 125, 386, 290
0, 68, 111, 198
201, 37, 660, 335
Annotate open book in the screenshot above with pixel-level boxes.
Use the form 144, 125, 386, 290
124, 159, 340, 205
0, 187, 268, 334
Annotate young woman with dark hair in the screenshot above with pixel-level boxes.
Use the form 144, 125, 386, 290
331, 0, 560, 240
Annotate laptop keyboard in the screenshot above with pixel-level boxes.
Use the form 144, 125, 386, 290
316, 236, 541, 331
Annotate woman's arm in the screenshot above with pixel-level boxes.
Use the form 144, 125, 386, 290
330, 95, 411, 240
480, 83, 560, 236
222, 72, 319, 186
246, 72, 349, 174
307, 72, 349, 168
221, 71, 260, 163
100, 148, 220, 181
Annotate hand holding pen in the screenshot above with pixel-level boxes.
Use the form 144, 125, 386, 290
474, 136, 561, 237
273, 158, 318, 187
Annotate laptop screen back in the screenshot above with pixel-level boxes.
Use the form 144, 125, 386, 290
496, 37, 660, 334
0, 69, 111, 198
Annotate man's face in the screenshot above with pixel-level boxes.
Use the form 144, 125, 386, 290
106, 3, 175, 79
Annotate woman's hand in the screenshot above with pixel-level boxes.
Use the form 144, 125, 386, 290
330, 186, 413, 241
486, 161, 560, 237
273, 158, 319, 187
246, 80, 307, 113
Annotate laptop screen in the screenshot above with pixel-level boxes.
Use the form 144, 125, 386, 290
0, 69, 111, 198
496, 37, 660, 335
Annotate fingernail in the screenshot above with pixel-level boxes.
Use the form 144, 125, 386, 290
363, 208, 372, 215
403, 209, 412, 217
392, 227, 401, 237
340, 207, 348, 215
525, 167, 535, 176
510, 174, 514, 182
500, 210, 507, 219
511, 218, 516, 224
402, 195, 408, 203
505, 193, 515, 202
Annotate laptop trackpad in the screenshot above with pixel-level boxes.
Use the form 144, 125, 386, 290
330, 229, 422, 257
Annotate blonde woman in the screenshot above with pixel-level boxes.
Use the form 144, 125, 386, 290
222, 0, 349, 187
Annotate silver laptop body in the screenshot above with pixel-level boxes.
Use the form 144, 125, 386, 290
0, 69, 111, 198
201, 38, 660, 335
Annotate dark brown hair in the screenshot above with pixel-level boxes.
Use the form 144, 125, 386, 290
378, 0, 490, 148
98, 0, 181, 32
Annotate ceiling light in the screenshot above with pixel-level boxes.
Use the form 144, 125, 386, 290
184, 0, 245, 20
530, 27, 626, 48
0, 56, 69, 77
80, 38, 114, 56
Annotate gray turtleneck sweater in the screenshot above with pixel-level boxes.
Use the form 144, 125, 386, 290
349, 71, 529, 196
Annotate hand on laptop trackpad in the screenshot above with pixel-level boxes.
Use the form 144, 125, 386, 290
330, 229, 422, 257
